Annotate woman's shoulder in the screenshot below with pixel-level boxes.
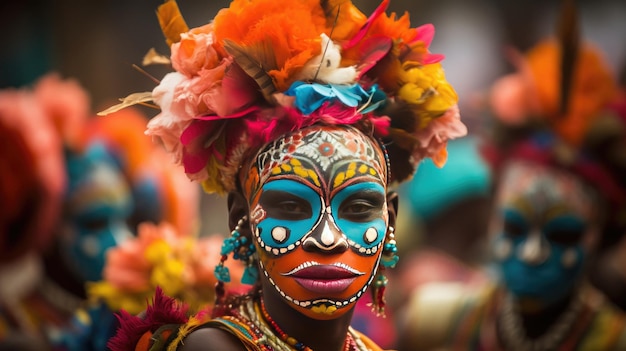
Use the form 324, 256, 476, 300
178, 327, 248, 351
108, 288, 261, 351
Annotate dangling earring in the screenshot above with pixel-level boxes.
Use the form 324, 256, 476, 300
214, 216, 258, 284
370, 226, 399, 317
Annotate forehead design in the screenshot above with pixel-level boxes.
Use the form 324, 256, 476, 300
497, 161, 595, 221
247, 125, 387, 195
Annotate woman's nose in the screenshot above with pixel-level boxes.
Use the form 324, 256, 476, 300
517, 230, 551, 265
302, 213, 348, 254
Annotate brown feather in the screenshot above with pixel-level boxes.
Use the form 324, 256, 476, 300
556, 0, 580, 117
320, 0, 351, 21
223, 39, 278, 102
157, 0, 189, 46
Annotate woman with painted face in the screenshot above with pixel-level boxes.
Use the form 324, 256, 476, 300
103, 0, 466, 350
397, 2, 626, 350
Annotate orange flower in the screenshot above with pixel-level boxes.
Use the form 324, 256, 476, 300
213, 0, 327, 91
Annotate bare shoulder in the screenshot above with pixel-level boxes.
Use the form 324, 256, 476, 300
179, 327, 247, 351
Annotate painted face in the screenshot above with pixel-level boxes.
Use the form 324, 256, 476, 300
491, 161, 598, 305
242, 125, 389, 319
60, 144, 133, 282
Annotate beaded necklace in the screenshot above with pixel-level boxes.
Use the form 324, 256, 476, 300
235, 299, 367, 351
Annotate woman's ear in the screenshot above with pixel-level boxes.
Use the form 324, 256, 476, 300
387, 190, 399, 230
227, 191, 251, 237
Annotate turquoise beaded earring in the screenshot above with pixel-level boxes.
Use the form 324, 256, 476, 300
370, 226, 399, 317
214, 216, 259, 285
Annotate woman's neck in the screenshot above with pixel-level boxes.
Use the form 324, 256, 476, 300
516, 293, 574, 338
261, 289, 355, 351
498, 288, 584, 351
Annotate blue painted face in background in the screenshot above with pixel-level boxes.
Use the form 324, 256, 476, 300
491, 161, 598, 306
61, 143, 133, 282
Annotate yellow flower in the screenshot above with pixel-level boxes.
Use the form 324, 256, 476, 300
151, 259, 186, 296
145, 240, 172, 264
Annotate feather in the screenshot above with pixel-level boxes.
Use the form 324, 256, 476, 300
223, 39, 278, 102
320, 0, 351, 20
357, 36, 393, 78
297, 34, 358, 84
107, 287, 189, 351
157, 0, 189, 46
142, 48, 171, 66
97, 92, 155, 116
343, 0, 389, 50
556, 0, 580, 117
319, 0, 367, 42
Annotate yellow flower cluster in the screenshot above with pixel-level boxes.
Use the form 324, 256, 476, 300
88, 223, 236, 315
398, 62, 458, 128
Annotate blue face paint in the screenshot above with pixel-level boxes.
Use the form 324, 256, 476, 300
497, 208, 586, 305
331, 182, 386, 250
257, 179, 322, 251
68, 204, 132, 281
62, 144, 133, 282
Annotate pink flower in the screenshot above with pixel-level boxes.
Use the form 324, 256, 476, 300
33, 73, 90, 148
147, 72, 192, 164
171, 23, 219, 77
412, 105, 467, 167
103, 222, 183, 292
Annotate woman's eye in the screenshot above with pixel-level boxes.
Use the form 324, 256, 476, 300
503, 219, 527, 237
79, 217, 109, 231
344, 202, 374, 215
339, 196, 383, 222
259, 190, 313, 220
543, 215, 585, 246
279, 201, 304, 213
546, 229, 583, 246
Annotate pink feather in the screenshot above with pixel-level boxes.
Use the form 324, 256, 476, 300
343, 0, 390, 50
357, 36, 393, 78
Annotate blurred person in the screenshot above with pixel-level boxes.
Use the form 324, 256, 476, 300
0, 75, 66, 350
586, 67, 626, 312
0, 73, 200, 350
391, 136, 492, 310
397, 2, 626, 350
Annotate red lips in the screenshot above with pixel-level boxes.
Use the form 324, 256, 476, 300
286, 264, 362, 294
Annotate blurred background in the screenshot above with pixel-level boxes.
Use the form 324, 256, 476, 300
2, 0, 624, 236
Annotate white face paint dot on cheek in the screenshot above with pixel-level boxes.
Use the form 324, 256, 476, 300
364, 227, 378, 244
271, 227, 288, 243
493, 237, 512, 261
80, 236, 101, 258
561, 248, 579, 268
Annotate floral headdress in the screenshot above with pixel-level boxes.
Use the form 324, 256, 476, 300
102, 0, 466, 194
483, 0, 626, 249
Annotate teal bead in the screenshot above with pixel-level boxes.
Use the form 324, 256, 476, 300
214, 265, 231, 283
241, 265, 259, 285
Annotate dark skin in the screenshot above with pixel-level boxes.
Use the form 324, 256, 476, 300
181, 190, 399, 351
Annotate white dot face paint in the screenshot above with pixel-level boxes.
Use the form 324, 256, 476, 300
364, 227, 378, 244
271, 227, 288, 243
